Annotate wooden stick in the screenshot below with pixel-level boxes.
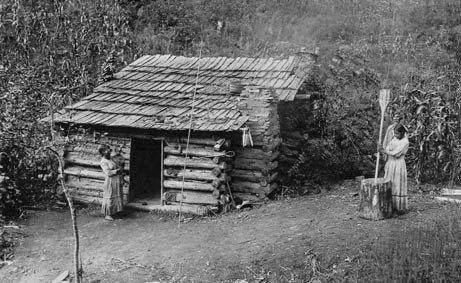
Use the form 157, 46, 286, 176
374, 89, 390, 182
374, 110, 386, 181
47, 147, 82, 283
51, 270, 69, 283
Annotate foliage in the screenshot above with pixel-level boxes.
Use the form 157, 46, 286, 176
286, 52, 381, 184
354, 206, 461, 282
0, 0, 136, 217
390, 66, 461, 184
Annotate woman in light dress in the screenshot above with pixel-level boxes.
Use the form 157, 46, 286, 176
98, 145, 124, 221
380, 124, 409, 214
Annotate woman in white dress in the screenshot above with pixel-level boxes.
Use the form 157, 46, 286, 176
379, 124, 409, 214
98, 145, 123, 221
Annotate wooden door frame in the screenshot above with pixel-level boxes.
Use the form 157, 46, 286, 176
129, 137, 164, 205
160, 139, 164, 205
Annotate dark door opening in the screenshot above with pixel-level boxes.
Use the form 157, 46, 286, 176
130, 138, 162, 203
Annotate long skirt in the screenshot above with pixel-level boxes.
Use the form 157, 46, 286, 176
101, 175, 123, 216
384, 156, 408, 212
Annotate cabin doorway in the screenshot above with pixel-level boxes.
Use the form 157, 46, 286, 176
129, 138, 163, 204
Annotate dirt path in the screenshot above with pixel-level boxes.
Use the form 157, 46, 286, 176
0, 180, 451, 283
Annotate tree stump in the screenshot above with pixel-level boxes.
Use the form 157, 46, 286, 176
358, 178, 393, 220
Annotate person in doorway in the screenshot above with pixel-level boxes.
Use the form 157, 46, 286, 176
379, 124, 409, 214
98, 145, 124, 221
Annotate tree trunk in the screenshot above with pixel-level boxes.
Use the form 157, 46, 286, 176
358, 178, 393, 220
48, 147, 82, 283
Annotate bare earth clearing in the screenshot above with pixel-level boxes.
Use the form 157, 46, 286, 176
0, 180, 451, 283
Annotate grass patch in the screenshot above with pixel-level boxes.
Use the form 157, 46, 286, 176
353, 205, 461, 282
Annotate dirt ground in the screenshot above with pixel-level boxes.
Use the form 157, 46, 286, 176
0, 179, 453, 283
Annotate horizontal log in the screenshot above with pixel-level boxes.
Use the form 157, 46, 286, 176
231, 169, 263, 182
66, 135, 130, 153
146, 203, 216, 215
166, 137, 231, 149
64, 155, 100, 168
230, 181, 267, 196
63, 163, 129, 177
176, 137, 230, 151
74, 134, 130, 145
262, 139, 282, 152
164, 156, 228, 170
64, 152, 130, 170
235, 148, 279, 161
65, 175, 104, 191
178, 137, 219, 146
233, 159, 278, 171
64, 167, 105, 180
164, 168, 224, 182
231, 170, 277, 184
65, 146, 130, 159
64, 166, 130, 185
70, 194, 102, 204
279, 155, 298, 165
230, 181, 278, 196
280, 139, 301, 149
163, 190, 219, 205
165, 141, 215, 152
164, 146, 228, 158
67, 186, 102, 198
279, 146, 300, 157
212, 156, 233, 164
163, 180, 215, 192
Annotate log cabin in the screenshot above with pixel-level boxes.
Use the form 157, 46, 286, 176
50, 52, 318, 215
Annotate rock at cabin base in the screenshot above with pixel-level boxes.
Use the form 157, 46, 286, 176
358, 178, 393, 220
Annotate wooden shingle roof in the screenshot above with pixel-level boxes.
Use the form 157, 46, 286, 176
53, 54, 314, 131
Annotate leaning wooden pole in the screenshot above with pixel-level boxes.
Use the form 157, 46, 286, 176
374, 89, 391, 182
48, 147, 82, 283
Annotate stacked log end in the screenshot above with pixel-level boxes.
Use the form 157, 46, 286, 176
162, 137, 233, 209
233, 87, 281, 200
59, 133, 131, 204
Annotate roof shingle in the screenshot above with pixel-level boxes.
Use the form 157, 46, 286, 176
53, 54, 314, 131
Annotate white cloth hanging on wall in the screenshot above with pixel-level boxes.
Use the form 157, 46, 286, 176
241, 127, 253, 147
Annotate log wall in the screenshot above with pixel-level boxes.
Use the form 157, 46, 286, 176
60, 133, 131, 204
232, 87, 281, 200
162, 138, 232, 208
59, 131, 233, 210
